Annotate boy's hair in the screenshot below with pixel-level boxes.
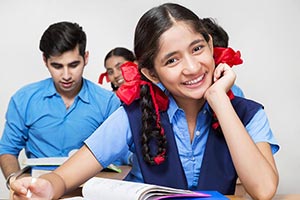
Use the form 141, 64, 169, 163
202, 18, 229, 48
39, 21, 87, 59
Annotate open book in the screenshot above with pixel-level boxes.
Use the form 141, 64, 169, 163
63, 177, 216, 200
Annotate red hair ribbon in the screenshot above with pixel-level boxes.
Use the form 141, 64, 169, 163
214, 47, 243, 67
98, 72, 110, 84
213, 47, 243, 130
116, 62, 169, 111
116, 61, 169, 165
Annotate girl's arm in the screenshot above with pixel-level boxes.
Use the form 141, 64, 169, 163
205, 64, 278, 200
11, 145, 103, 199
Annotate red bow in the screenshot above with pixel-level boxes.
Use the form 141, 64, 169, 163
116, 62, 168, 111
214, 47, 243, 100
214, 47, 243, 67
213, 47, 243, 130
98, 72, 110, 84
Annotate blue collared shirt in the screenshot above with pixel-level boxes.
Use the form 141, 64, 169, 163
85, 93, 279, 189
0, 78, 121, 158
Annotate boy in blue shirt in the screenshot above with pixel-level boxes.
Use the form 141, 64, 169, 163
0, 21, 122, 185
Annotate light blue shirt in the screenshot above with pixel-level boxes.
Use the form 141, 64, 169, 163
0, 78, 121, 158
231, 84, 245, 97
85, 94, 279, 189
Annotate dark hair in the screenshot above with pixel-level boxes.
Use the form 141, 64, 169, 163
104, 47, 136, 65
202, 18, 229, 48
39, 21, 87, 59
133, 3, 210, 165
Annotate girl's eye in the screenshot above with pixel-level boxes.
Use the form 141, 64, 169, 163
193, 45, 203, 53
116, 65, 121, 70
107, 70, 113, 75
165, 58, 177, 66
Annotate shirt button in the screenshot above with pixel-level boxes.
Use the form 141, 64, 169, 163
195, 131, 200, 136
203, 110, 207, 114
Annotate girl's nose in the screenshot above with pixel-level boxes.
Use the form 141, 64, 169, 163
182, 56, 199, 74
114, 68, 122, 78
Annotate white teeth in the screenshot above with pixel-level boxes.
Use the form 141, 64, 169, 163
184, 75, 204, 85
117, 79, 124, 84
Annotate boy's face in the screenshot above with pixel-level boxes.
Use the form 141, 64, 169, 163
44, 46, 88, 98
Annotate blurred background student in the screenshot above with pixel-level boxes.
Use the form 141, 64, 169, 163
98, 47, 136, 92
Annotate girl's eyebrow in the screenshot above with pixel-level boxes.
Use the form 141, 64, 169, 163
190, 39, 205, 47
160, 51, 177, 63
115, 62, 122, 67
160, 39, 206, 63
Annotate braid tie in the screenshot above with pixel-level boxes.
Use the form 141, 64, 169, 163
116, 61, 169, 165
98, 71, 109, 84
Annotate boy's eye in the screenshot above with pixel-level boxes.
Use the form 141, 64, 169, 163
69, 61, 80, 68
51, 64, 62, 69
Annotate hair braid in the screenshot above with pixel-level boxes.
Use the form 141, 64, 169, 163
140, 84, 167, 165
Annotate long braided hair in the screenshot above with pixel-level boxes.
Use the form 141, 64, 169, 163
133, 3, 210, 165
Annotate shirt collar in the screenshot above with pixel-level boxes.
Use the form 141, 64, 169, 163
43, 78, 90, 104
166, 90, 212, 121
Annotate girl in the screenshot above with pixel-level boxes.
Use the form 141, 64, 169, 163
98, 47, 136, 91
11, 3, 279, 200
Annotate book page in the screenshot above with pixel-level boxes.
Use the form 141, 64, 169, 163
82, 177, 210, 200
23, 157, 69, 166
83, 177, 150, 200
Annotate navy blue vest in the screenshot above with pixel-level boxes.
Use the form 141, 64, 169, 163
124, 97, 262, 195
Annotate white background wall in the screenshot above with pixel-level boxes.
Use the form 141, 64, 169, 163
0, 0, 299, 198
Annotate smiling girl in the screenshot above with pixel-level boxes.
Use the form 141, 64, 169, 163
11, 3, 279, 200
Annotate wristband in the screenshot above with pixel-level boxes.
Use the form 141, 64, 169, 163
6, 172, 16, 190
5, 166, 31, 190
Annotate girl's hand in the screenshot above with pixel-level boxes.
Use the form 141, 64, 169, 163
10, 177, 53, 200
205, 63, 236, 100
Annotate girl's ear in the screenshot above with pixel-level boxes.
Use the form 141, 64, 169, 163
141, 68, 160, 84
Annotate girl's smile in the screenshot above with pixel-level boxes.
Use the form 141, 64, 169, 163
151, 22, 214, 105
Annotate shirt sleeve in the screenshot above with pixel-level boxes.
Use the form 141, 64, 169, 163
0, 97, 28, 156
246, 108, 280, 154
105, 93, 121, 117
84, 106, 132, 168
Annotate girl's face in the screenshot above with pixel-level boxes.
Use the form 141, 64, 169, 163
147, 22, 215, 105
105, 55, 127, 88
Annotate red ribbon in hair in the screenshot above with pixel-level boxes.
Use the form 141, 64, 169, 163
214, 47, 243, 67
212, 47, 243, 131
116, 62, 168, 111
116, 61, 169, 165
98, 72, 110, 84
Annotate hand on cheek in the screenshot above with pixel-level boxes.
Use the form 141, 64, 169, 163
212, 63, 236, 93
